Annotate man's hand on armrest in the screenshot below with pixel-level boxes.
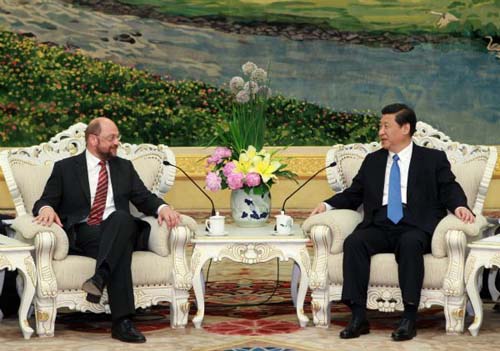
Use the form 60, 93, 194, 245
454, 206, 475, 224
309, 202, 333, 217
158, 205, 181, 228
34, 206, 62, 227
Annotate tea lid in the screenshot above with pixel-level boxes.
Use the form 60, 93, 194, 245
211, 211, 225, 219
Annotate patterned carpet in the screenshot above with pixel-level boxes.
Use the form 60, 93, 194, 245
2, 259, 500, 350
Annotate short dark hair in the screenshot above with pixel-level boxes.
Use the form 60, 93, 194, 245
381, 103, 417, 136
85, 119, 102, 142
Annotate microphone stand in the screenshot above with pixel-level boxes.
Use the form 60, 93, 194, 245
281, 161, 337, 213
163, 160, 216, 216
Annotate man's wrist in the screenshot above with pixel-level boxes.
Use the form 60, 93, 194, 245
38, 205, 53, 215
157, 204, 169, 215
323, 202, 333, 211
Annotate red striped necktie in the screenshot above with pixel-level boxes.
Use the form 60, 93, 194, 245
87, 160, 108, 225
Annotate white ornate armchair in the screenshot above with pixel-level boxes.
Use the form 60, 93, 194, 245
0, 123, 197, 337
302, 122, 497, 334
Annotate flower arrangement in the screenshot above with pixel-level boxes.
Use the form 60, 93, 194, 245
205, 61, 296, 196
210, 61, 271, 158
205, 145, 296, 195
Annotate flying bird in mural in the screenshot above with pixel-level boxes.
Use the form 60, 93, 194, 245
429, 11, 459, 28
485, 36, 500, 52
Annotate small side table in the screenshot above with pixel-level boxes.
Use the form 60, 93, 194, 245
465, 234, 500, 336
0, 234, 36, 339
191, 224, 310, 328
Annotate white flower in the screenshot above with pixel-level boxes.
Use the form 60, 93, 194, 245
250, 68, 267, 84
229, 76, 245, 93
242, 61, 257, 76
256, 86, 272, 98
244, 81, 259, 95
235, 90, 250, 103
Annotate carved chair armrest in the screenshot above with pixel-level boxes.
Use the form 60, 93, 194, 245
34, 232, 58, 298
302, 210, 362, 290
431, 214, 488, 258
442, 230, 468, 297
11, 214, 69, 260
169, 215, 196, 290
142, 214, 196, 258
302, 209, 362, 254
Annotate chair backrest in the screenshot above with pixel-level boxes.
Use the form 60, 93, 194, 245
0, 123, 176, 216
325, 121, 497, 214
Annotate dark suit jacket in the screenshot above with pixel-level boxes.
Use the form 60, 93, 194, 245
33, 152, 165, 252
325, 143, 468, 235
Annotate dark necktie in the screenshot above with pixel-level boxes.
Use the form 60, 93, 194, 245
87, 160, 108, 225
387, 154, 403, 224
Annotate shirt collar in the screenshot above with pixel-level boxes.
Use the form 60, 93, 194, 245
388, 142, 413, 162
85, 149, 105, 170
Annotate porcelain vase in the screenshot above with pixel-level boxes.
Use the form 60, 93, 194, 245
230, 188, 271, 227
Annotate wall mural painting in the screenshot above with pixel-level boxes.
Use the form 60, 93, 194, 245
0, 1, 499, 146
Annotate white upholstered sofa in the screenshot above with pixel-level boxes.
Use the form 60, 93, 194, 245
0, 123, 197, 337
302, 122, 497, 334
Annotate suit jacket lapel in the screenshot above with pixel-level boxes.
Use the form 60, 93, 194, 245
408, 142, 422, 194
373, 149, 388, 205
75, 152, 91, 205
108, 157, 120, 206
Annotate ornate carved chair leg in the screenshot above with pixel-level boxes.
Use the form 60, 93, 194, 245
311, 289, 331, 328
35, 297, 57, 337
444, 295, 466, 334
170, 290, 190, 329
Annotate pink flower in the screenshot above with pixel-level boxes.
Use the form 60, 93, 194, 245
208, 147, 233, 165
216, 146, 232, 158
245, 172, 261, 187
227, 172, 244, 190
205, 172, 222, 192
223, 162, 236, 177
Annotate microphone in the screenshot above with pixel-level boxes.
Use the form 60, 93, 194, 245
163, 160, 216, 216
281, 161, 337, 213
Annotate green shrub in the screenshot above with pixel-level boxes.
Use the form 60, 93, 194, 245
0, 31, 379, 146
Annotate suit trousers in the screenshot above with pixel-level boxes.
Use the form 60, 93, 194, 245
341, 208, 431, 308
74, 210, 139, 321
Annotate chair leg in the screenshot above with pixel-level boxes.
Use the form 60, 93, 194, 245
170, 290, 190, 329
488, 268, 500, 301
35, 297, 56, 337
444, 295, 466, 334
311, 289, 331, 328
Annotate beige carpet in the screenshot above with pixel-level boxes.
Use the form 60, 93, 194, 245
2, 259, 500, 350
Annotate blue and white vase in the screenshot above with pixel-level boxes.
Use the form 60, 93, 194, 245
230, 188, 271, 227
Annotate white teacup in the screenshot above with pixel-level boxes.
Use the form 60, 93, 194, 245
275, 211, 294, 235
205, 212, 225, 236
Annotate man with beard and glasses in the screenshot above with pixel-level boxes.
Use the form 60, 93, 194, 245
310, 103, 475, 341
33, 117, 181, 343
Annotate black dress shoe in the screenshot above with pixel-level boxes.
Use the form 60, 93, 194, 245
112, 318, 146, 343
339, 317, 370, 339
82, 274, 105, 303
391, 318, 417, 341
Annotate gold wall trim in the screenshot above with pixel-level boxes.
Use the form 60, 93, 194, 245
173, 146, 500, 180
175, 150, 329, 180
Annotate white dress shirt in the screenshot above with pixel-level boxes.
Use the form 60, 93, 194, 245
324, 142, 413, 210
86, 150, 116, 221
382, 142, 413, 206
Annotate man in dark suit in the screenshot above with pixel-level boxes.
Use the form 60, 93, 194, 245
33, 117, 181, 343
310, 103, 475, 341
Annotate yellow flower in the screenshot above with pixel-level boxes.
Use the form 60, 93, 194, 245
252, 154, 281, 183
233, 157, 252, 174
243, 145, 258, 159
235, 146, 260, 174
